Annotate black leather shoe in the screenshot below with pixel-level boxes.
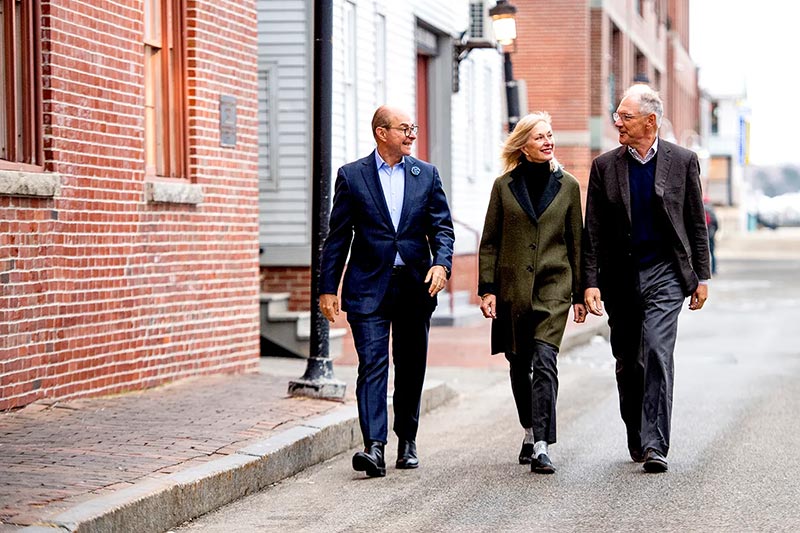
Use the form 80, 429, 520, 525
396, 439, 419, 469
643, 448, 668, 473
518, 442, 534, 465
353, 441, 386, 477
629, 447, 645, 463
531, 453, 556, 474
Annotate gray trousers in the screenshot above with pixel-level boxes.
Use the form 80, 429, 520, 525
505, 340, 559, 444
605, 260, 685, 456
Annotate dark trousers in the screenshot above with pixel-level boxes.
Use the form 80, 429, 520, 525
348, 268, 433, 445
505, 340, 559, 444
605, 260, 684, 456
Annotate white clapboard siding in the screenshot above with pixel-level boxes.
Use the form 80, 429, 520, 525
257, 0, 312, 257
258, 0, 504, 263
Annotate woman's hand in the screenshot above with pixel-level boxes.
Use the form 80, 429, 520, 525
573, 303, 587, 323
480, 293, 497, 319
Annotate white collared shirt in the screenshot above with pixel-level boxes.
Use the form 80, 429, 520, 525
627, 137, 659, 164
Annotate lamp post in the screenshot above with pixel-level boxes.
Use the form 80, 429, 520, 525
488, 0, 519, 132
288, 0, 346, 400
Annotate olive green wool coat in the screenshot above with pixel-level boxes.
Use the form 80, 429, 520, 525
478, 164, 583, 354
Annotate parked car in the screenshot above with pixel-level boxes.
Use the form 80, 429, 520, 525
755, 192, 800, 228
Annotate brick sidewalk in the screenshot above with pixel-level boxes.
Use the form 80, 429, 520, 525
0, 315, 606, 532
0, 370, 352, 531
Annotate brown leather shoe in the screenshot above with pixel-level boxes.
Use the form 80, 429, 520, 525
352, 441, 386, 477
396, 439, 419, 469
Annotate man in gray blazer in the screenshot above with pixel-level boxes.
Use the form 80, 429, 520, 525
582, 84, 710, 473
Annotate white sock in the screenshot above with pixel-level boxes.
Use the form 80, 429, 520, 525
523, 428, 535, 444
533, 440, 548, 458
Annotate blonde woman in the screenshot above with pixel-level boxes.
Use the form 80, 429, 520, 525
478, 112, 586, 474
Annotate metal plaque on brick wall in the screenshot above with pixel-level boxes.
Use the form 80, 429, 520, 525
220, 95, 237, 147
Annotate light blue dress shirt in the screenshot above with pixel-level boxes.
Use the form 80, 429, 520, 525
375, 150, 405, 266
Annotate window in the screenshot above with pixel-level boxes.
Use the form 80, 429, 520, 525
634, 48, 648, 84
710, 101, 719, 135
483, 65, 493, 171
469, 1, 485, 39
610, 25, 621, 115
144, 0, 187, 179
343, 1, 357, 161
375, 13, 386, 105
258, 64, 278, 190
1, 0, 42, 170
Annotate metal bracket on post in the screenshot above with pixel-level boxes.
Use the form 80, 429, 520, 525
452, 32, 498, 93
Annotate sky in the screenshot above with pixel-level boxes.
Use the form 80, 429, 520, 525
689, 1, 800, 166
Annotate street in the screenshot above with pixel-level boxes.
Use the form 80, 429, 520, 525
176, 246, 800, 532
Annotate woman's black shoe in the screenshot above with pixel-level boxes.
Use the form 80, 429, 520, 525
531, 453, 556, 474
518, 442, 534, 464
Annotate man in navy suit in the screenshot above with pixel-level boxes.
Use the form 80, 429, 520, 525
583, 85, 710, 473
320, 106, 455, 478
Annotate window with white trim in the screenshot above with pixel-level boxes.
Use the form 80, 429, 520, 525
258, 64, 279, 190
343, 1, 357, 161
144, 0, 187, 179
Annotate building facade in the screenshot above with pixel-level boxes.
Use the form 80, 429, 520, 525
0, 0, 261, 410
257, 0, 506, 317
698, 89, 749, 208
511, 0, 699, 196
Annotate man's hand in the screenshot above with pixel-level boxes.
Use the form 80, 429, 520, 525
689, 283, 708, 310
319, 293, 339, 323
584, 287, 604, 316
425, 265, 448, 296
573, 303, 587, 323
479, 293, 496, 319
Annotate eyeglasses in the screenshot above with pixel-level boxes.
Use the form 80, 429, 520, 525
612, 112, 646, 123
383, 124, 419, 137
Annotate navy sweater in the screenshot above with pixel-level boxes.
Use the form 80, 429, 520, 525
628, 154, 669, 266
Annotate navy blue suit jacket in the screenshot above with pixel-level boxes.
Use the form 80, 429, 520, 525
320, 151, 455, 315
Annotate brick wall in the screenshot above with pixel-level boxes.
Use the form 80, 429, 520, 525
513, 0, 593, 190
514, 0, 591, 132
512, 0, 697, 192
260, 266, 312, 312
451, 253, 479, 305
0, 0, 260, 410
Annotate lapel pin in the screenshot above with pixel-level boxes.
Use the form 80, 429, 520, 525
411, 166, 421, 176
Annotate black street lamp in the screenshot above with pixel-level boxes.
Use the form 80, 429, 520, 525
488, 0, 520, 132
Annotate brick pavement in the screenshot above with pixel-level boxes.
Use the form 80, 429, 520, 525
0, 370, 352, 531
0, 314, 605, 532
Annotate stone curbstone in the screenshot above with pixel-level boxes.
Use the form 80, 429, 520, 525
20, 380, 454, 533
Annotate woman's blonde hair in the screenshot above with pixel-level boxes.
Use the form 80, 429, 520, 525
500, 111, 560, 174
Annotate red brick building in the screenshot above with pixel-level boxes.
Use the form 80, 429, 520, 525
0, 0, 260, 410
511, 0, 698, 195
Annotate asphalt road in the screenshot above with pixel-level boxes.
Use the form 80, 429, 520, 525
175, 254, 800, 532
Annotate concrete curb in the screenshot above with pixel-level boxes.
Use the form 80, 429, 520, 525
21, 381, 457, 533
